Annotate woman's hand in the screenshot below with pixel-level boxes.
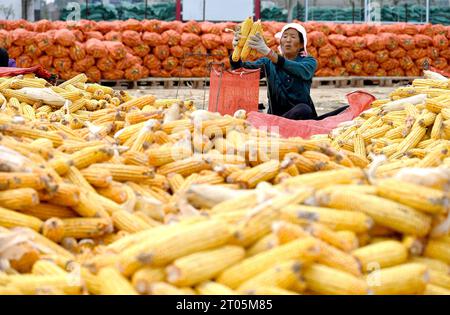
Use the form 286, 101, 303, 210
247, 33, 271, 56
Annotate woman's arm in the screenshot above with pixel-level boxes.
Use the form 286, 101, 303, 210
229, 55, 269, 78
275, 56, 317, 81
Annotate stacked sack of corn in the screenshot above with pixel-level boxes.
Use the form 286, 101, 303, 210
1, 19, 450, 81
0, 72, 449, 295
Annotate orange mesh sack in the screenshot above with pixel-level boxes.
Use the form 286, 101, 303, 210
209, 67, 260, 116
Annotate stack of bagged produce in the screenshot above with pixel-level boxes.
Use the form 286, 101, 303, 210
0, 19, 449, 81
0, 72, 449, 295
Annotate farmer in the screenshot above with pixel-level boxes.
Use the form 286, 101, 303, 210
0, 48, 16, 68
231, 23, 347, 120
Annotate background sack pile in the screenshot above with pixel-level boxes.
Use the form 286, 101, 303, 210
1, 19, 450, 82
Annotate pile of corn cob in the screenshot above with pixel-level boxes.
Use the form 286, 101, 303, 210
0, 73, 449, 295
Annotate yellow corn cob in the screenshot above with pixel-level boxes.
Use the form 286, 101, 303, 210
424, 239, 450, 264
402, 235, 425, 256
316, 190, 432, 237
238, 259, 302, 291
366, 263, 428, 295
0, 188, 39, 210
282, 168, 365, 190
118, 95, 156, 111
396, 125, 427, 154
112, 211, 153, 233
216, 237, 319, 289
89, 163, 154, 183
240, 20, 263, 61
417, 143, 450, 167
232, 17, 254, 62
352, 240, 408, 273
4, 274, 82, 295
375, 178, 446, 214
1, 124, 63, 147
21, 203, 77, 221
304, 264, 370, 295
147, 145, 193, 167
98, 267, 138, 295
281, 205, 374, 233
246, 233, 278, 257
131, 267, 166, 294
148, 282, 189, 295
61, 218, 112, 239
409, 257, 449, 274
0, 206, 43, 231
424, 284, 450, 295
79, 167, 112, 188
166, 246, 245, 287
119, 220, 232, 276
195, 281, 237, 295
157, 156, 210, 177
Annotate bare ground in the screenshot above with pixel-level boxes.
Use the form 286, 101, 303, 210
131, 86, 395, 115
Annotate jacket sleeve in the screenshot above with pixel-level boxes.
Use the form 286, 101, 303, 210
229, 55, 269, 79
277, 56, 317, 80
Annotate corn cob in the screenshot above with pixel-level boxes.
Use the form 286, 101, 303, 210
98, 267, 138, 295
131, 267, 166, 294
240, 20, 263, 61
246, 233, 278, 257
111, 211, 153, 233
61, 218, 112, 239
195, 281, 237, 295
232, 17, 254, 62
424, 239, 450, 264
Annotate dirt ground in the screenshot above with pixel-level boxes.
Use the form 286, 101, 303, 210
131, 86, 395, 115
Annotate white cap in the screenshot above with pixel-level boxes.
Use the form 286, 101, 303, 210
275, 23, 308, 55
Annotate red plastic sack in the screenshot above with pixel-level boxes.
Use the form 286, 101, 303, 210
246, 91, 375, 139
0, 65, 53, 81
430, 66, 450, 77
209, 67, 260, 116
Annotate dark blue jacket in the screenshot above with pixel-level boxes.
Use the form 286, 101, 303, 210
230, 55, 318, 117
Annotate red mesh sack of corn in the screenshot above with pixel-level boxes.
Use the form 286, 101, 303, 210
142, 20, 162, 33
154, 45, 170, 61
86, 66, 101, 82
144, 54, 161, 70
34, 19, 52, 32
183, 55, 200, 68
433, 35, 449, 49
54, 29, 75, 46
183, 20, 202, 34
428, 47, 440, 59
161, 21, 184, 34
102, 69, 124, 80
72, 30, 85, 42
349, 36, 366, 51
85, 31, 104, 41
221, 33, 234, 50
363, 61, 379, 74
433, 57, 448, 70
38, 55, 53, 69
170, 46, 185, 58
125, 64, 145, 80
97, 56, 116, 72
104, 41, 126, 60
399, 56, 415, 70
25, 44, 42, 58
398, 34, 415, 50
0, 30, 12, 48
16, 55, 33, 68
309, 31, 328, 48
105, 31, 122, 42
354, 50, 376, 62
344, 24, 360, 37
328, 55, 342, 68
365, 34, 386, 51
375, 50, 389, 63
191, 66, 208, 77
375, 68, 387, 76
406, 66, 421, 76
46, 45, 69, 58
432, 24, 447, 35
247, 91, 375, 139
201, 22, 221, 35
381, 59, 400, 71
121, 19, 142, 32
96, 21, 120, 34
201, 34, 222, 50
8, 46, 23, 59
345, 59, 363, 74
74, 19, 96, 33
317, 57, 329, 70
318, 43, 337, 58
69, 42, 86, 61
133, 44, 151, 57
333, 67, 348, 76
53, 57, 72, 72
315, 68, 334, 76
162, 57, 179, 71
330, 23, 346, 35
211, 46, 228, 61
73, 56, 95, 72
328, 34, 349, 48
122, 30, 142, 47
409, 48, 428, 60
400, 23, 419, 35
192, 44, 207, 56
85, 38, 107, 58
161, 30, 181, 46
338, 47, 354, 61
35, 31, 54, 51
171, 67, 192, 78
142, 32, 163, 46
380, 33, 399, 51
116, 53, 139, 70
388, 68, 405, 76
11, 29, 35, 46
440, 49, 450, 59
181, 33, 201, 48
415, 57, 431, 68
414, 34, 432, 48
389, 48, 406, 59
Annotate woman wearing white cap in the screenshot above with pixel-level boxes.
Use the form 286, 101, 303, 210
231, 23, 346, 120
